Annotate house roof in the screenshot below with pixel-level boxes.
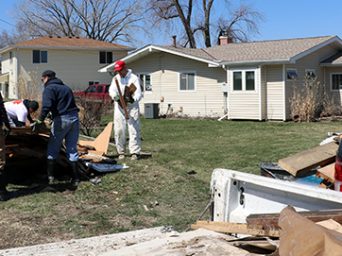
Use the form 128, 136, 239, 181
207, 36, 340, 65
98, 35, 342, 72
321, 51, 342, 66
0, 36, 134, 53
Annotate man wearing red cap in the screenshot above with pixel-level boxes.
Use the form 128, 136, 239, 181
109, 60, 143, 160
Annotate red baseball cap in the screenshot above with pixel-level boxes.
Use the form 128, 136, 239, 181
114, 60, 126, 71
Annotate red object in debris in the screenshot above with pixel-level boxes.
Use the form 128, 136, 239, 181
334, 144, 342, 191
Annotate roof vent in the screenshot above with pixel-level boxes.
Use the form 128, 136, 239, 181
57, 36, 61, 38
49, 36, 53, 38
68, 36, 72, 38
76, 36, 80, 39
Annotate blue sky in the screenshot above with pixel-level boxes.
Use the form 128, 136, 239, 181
0, 0, 341, 44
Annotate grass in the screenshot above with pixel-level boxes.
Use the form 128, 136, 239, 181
1, 118, 342, 248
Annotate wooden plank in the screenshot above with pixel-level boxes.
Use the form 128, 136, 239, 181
278, 142, 338, 176
317, 163, 335, 182
78, 122, 113, 155
191, 220, 280, 237
246, 209, 342, 230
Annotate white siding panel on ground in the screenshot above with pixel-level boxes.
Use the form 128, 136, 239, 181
130, 52, 227, 117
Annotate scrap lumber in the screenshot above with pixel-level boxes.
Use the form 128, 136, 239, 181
247, 209, 342, 230
191, 220, 280, 237
317, 163, 335, 182
279, 206, 342, 256
78, 122, 113, 155
278, 142, 338, 176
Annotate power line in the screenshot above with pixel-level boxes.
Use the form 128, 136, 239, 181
0, 18, 15, 27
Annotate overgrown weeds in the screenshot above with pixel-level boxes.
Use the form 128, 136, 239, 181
290, 77, 341, 122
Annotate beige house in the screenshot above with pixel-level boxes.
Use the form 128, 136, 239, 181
0, 36, 133, 99
100, 35, 342, 120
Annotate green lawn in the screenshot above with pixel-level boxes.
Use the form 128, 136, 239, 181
1, 118, 342, 248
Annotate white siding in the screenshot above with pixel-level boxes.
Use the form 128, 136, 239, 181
324, 66, 342, 106
129, 52, 226, 117
285, 44, 339, 119
1, 48, 128, 99
265, 65, 284, 120
227, 67, 261, 120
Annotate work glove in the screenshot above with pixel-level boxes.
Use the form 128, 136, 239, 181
31, 119, 43, 132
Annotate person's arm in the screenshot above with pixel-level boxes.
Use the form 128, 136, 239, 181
38, 88, 54, 121
109, 77, 119, 101
132, 74, 142, 102
0, 95, 10, 130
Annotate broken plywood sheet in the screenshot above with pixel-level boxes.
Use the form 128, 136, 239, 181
278, 142, 338, 176
279, 206, 342, 256
78, 122, 113, 155
0, 227, 169, 256
100, 229, 251, 256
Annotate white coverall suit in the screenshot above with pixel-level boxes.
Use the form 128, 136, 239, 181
109, 69, 143, 155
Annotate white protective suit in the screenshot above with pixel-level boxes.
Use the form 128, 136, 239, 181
109, 69, 143, 155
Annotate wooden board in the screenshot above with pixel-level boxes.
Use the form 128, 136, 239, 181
278, 142, 338, 176
191, 220, 280, 237
317, 163, 335, 182
78, 122, 113, 155
246, 209, 342, 230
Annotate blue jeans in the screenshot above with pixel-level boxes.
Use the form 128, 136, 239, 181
47, 112, 79, 162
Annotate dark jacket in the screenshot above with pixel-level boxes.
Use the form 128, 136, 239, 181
0, 94, 9, 127
39, 78, 79, 121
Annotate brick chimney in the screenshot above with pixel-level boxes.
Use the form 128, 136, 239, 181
219, 35, 233, 45
172, 35, 177, 47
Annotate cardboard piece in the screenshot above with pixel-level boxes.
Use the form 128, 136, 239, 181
78, 122, 113, 155
279, 206, 342, 256
278, 142, 338, 176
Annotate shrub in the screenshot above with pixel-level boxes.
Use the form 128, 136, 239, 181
290, 77, 341, 122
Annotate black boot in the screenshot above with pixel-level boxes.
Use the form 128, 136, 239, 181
70, 161, 80, 187
0, 171, 8, 201
47, 160, 56, 185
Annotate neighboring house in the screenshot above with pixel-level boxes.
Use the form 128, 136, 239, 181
0, 36, 134, 99
99, 35, 342, 120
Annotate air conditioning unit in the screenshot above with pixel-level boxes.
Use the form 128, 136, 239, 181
144, 103, 159, 119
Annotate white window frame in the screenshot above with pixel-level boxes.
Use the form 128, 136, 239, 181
286, 68, 298, 81
139, 73, 152, 93
305, 69, 316, 80
230, 68, 257, 92
32, 50, 48, 64
178, 71, 196, 92
331, 73, 342, 91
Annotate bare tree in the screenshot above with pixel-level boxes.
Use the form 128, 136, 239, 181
17, 0, 144, 43
149, 0, 263, 48
217, 5, 263, 43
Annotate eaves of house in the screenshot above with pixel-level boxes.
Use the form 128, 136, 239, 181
99, 35, 342, 72
0, 36, 135, 54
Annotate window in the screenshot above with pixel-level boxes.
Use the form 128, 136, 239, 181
32, 50, 48, 64
246, 71, 255, 90
96, 86, 103, 93
286, 69, 298, 80
233, 72, 242, 90
99, 51, 113, 64
232, 70, 255, 91
139, 74, 152, 92
305, 69, 316, 80
88, 81, 99, 86
332, 74, 342, 90
85, 85, 96, 93
179, 72, 195, 91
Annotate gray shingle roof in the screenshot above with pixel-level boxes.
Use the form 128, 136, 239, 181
161, 36, 336, 64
